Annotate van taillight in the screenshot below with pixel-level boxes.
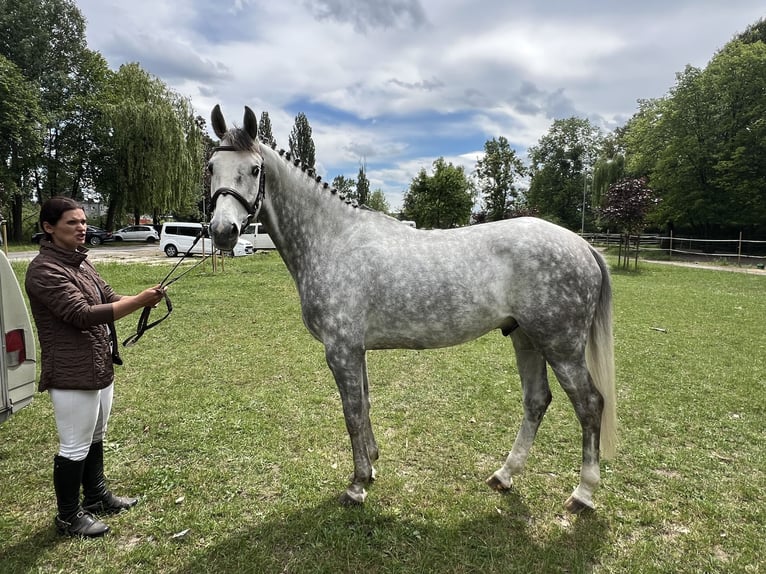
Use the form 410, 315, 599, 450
5, 329, 26, 366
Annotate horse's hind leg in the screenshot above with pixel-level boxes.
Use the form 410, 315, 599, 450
548, 356, 603, 513
487, 330, 551, 492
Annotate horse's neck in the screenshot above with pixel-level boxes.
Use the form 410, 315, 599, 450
262, 149, 360, 272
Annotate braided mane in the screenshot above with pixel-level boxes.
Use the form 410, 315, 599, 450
220, 126, 365, 210
267, 140, 363, 209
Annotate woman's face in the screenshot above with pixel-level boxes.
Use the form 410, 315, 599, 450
43, 208, 87, 250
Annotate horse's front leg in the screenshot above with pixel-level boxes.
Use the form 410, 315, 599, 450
325, 344, 375, 505
361, 354, 379, 465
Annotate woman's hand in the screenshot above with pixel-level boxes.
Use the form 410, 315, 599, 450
138, 285, 166, 308
112, 285, 167, 320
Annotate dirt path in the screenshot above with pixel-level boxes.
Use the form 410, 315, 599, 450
644, 259, 766, 275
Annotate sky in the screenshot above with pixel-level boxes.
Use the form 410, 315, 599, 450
74, 0, 764, 210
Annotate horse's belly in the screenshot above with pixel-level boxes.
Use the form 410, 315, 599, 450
364, 313, 502, 350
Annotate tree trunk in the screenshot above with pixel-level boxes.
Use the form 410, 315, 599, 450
10, 195, 23, 242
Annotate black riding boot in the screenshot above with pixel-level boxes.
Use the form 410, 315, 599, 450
82, 441, 138, 515
53, 455, 109, 537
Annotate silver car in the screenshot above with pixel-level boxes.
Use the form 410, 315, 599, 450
113, 225, 159, 243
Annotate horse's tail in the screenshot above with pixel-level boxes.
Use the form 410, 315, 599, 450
586, 247, 617, 460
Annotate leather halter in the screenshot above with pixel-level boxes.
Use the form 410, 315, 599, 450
209, 144, 266, 227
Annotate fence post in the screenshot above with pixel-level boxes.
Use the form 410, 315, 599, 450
617, 235, 623, 268
669, 230, 673, 258
738, 231, 742, 267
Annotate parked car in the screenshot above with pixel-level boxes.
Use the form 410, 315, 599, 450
0, 250, 37, 423
113, 225, 159, 243
160, 222, 253, 257
240, 222, 276, 250
31, 225, 113, 246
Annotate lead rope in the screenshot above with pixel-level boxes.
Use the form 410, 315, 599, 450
122, 227, 212, 347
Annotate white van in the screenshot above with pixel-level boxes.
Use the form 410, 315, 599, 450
240, 222, 276, 251
0, 250, 37, 423
160, 222, 254, 257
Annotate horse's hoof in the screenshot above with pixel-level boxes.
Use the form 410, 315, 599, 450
564, 495, 595, 514
339, 488, 367, 506
486, 473, 512, 492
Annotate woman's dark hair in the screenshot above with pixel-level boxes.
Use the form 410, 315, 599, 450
40, 197, 83, 240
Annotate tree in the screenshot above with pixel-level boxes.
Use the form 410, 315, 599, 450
94, 63, 203, 228
736, 17, 766, 44
401, 157, 474, 228
619, 98, 668, 179
0, 0, 92, 197
49, 49, 111, 200
590, 153, 625, 229
475, 136, 526, 221
366, 189, 389, 213
356, 164, 370, 205
0, 55, 43, 239
620, 34, 766, 236
258, 111, 276, 147
288, 112, 315, 168
526, 117, 603, 230
331, 174, 356, 199
0, 0, 87, 112
703, 39, 766, 230
0, 0, 96, 237
600, 177, 657, 269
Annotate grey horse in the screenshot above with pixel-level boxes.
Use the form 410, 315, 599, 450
207, 105, 616, 513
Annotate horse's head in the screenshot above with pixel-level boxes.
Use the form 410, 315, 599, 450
208, 105, 264, 251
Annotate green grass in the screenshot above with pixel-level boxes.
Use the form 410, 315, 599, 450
1, 254, 764, 573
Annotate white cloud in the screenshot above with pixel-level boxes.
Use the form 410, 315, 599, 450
74, 0, 765, 209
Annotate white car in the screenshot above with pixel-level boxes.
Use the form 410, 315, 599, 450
240, 222, 276, 250
0, 250, 37, 423
160, 222, 253, 257
113, 225, 159, 243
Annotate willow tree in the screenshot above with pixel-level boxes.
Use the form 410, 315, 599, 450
94, 63, 203, 228
590, 154, 625, 229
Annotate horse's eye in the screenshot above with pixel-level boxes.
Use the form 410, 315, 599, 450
252, 165, 261, 177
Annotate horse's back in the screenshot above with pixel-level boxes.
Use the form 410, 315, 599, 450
323, 217, 604, 351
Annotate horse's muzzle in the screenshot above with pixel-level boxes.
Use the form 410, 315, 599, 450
208, 219, 240, 251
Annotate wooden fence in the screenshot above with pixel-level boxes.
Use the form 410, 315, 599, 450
583, 232, 766, 268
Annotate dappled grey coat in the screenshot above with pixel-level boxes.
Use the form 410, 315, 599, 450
25, 241, 121, 392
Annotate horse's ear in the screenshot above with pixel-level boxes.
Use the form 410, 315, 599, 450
243, 106, 258, 141
211, 105, 227, 139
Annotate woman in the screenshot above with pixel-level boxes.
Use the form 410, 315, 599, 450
25, 197, 166, 538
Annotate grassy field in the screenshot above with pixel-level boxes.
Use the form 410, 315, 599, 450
1, 253, 764, 573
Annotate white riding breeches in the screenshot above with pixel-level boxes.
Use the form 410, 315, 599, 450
49, 385, 114, 461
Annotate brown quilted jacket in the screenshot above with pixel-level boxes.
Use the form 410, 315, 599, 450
25, 241, 122, 392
